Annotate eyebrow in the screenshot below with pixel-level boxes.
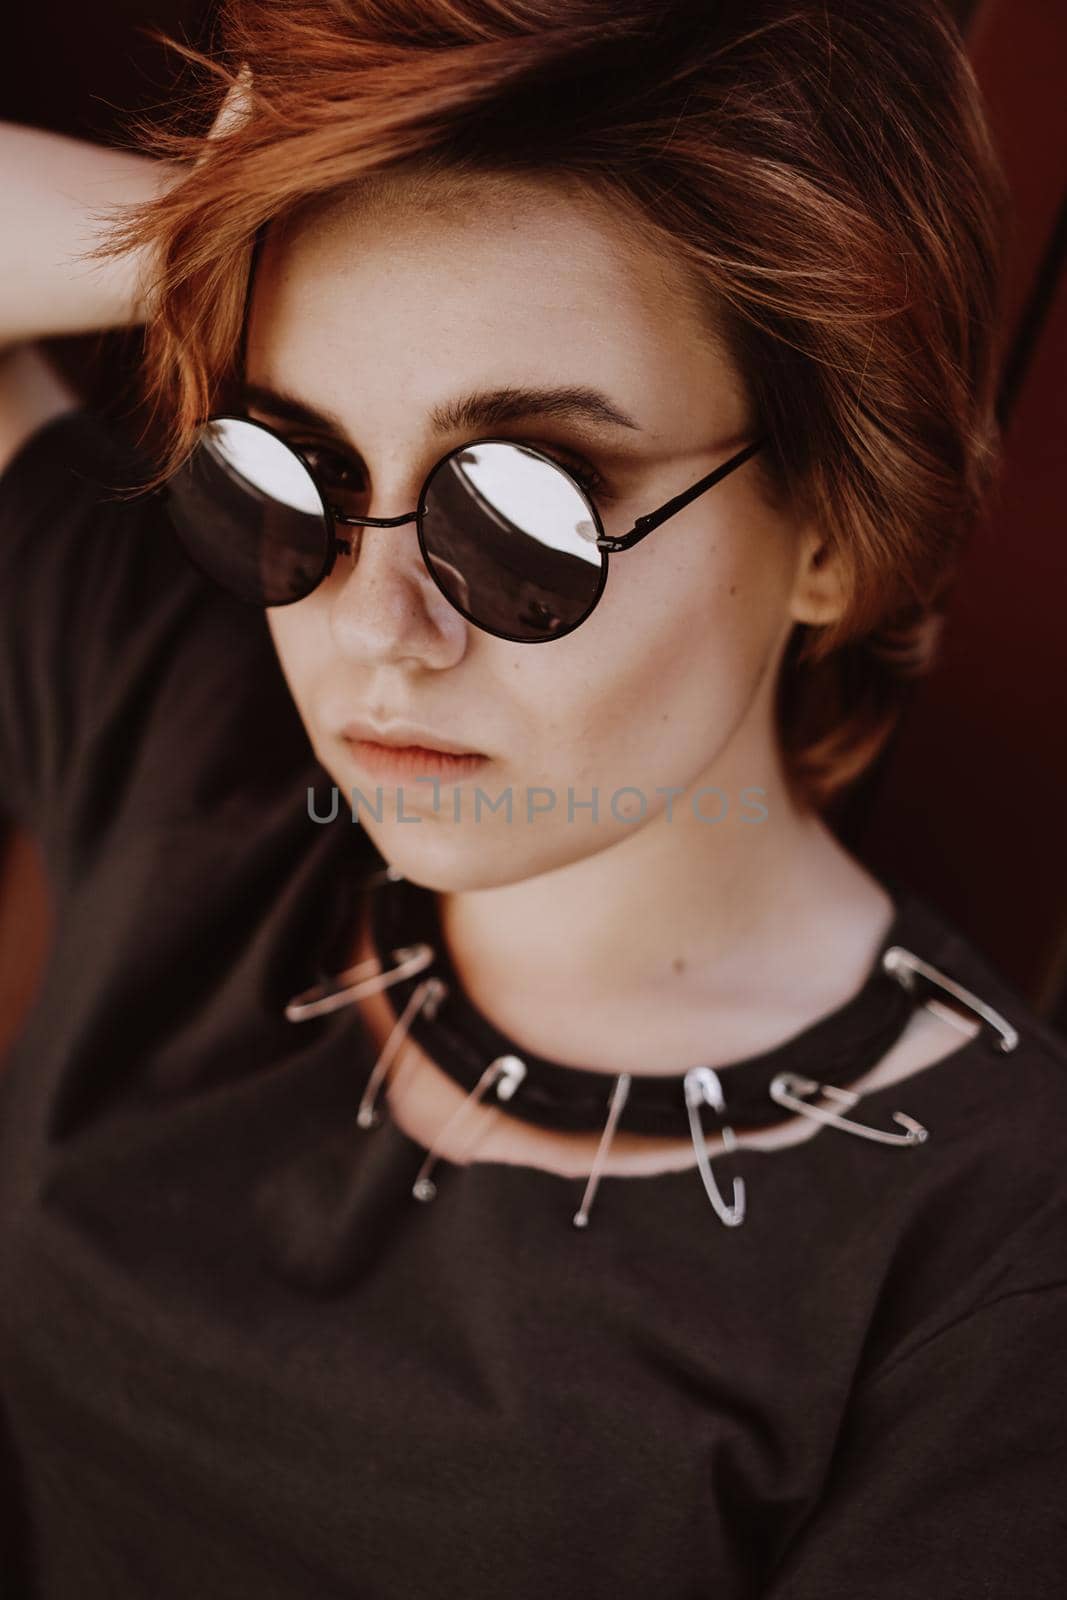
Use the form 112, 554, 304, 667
240, 381, 642, 442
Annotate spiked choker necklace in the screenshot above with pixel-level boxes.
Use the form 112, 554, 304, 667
283, 864, 1018, 1228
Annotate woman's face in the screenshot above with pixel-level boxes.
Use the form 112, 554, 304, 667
247, 168, 827, 891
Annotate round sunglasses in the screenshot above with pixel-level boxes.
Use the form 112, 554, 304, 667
161, 414, 766, 645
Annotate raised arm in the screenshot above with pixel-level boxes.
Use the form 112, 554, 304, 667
0, 121, 178, 475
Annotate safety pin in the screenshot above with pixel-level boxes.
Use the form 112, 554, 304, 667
683, 1067, 746, 1227
573, 1073, 632, 1229
356, 976, 449, 1129
882, 945, 1018, 1053
284, 942, 436, 1021
768, 1072, 928, 1146
412, 1054, 528, 1203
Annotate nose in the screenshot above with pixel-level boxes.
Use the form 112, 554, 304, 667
327, 484, 469, 669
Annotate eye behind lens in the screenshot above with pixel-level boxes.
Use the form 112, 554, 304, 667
164, 415, 334, 608
418, 439, 606, 642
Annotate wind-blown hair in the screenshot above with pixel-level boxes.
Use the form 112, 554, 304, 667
98, 0, 1009, 812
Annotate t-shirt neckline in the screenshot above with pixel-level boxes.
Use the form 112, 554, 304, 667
358, 863, 963, 1138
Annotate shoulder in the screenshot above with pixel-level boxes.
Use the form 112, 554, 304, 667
906, 887, 1067, 1169
0, 392, 207, 680
818, 883, 1067, 1371
882, 877, 1067, 1116
884, 894, 1067, 1338
0, 394, 311, 852
0, 381, 153, 559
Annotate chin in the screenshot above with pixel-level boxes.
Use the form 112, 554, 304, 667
363, 811, 631, 898
364, 827, 516, 895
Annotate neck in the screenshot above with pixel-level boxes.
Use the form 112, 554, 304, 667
434, 712, 892, 1032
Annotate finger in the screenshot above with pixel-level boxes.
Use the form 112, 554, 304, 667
203, 62, 254, 149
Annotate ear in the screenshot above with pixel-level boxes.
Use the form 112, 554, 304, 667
787, 522, 850, 627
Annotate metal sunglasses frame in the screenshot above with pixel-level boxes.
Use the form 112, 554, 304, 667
196, 413, 767, 644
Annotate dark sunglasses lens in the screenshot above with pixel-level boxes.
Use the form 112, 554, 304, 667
420, 443, 605, 641
165, 418, 332, 606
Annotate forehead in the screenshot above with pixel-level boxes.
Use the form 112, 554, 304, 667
244, 166, 746, 445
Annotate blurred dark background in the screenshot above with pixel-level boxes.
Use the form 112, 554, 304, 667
1, 0, 1065, 1053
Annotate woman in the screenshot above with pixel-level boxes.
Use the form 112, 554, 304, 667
1, 1, 1065, 1594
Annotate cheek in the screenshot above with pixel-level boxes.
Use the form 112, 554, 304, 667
629, 503, 791, 674
509, 514, 792, 783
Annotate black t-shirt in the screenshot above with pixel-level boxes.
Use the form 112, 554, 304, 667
2, 408, 1067, 1599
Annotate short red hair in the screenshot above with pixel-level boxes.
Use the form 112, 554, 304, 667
100, 0, 1009, 812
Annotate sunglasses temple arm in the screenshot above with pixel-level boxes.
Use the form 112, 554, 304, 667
601, 437, 767, 553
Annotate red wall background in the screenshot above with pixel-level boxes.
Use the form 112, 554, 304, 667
840, 0, 1067, 1022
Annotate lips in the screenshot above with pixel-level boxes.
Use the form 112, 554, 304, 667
336, 718, 486, 757
342, 741, 488, 781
